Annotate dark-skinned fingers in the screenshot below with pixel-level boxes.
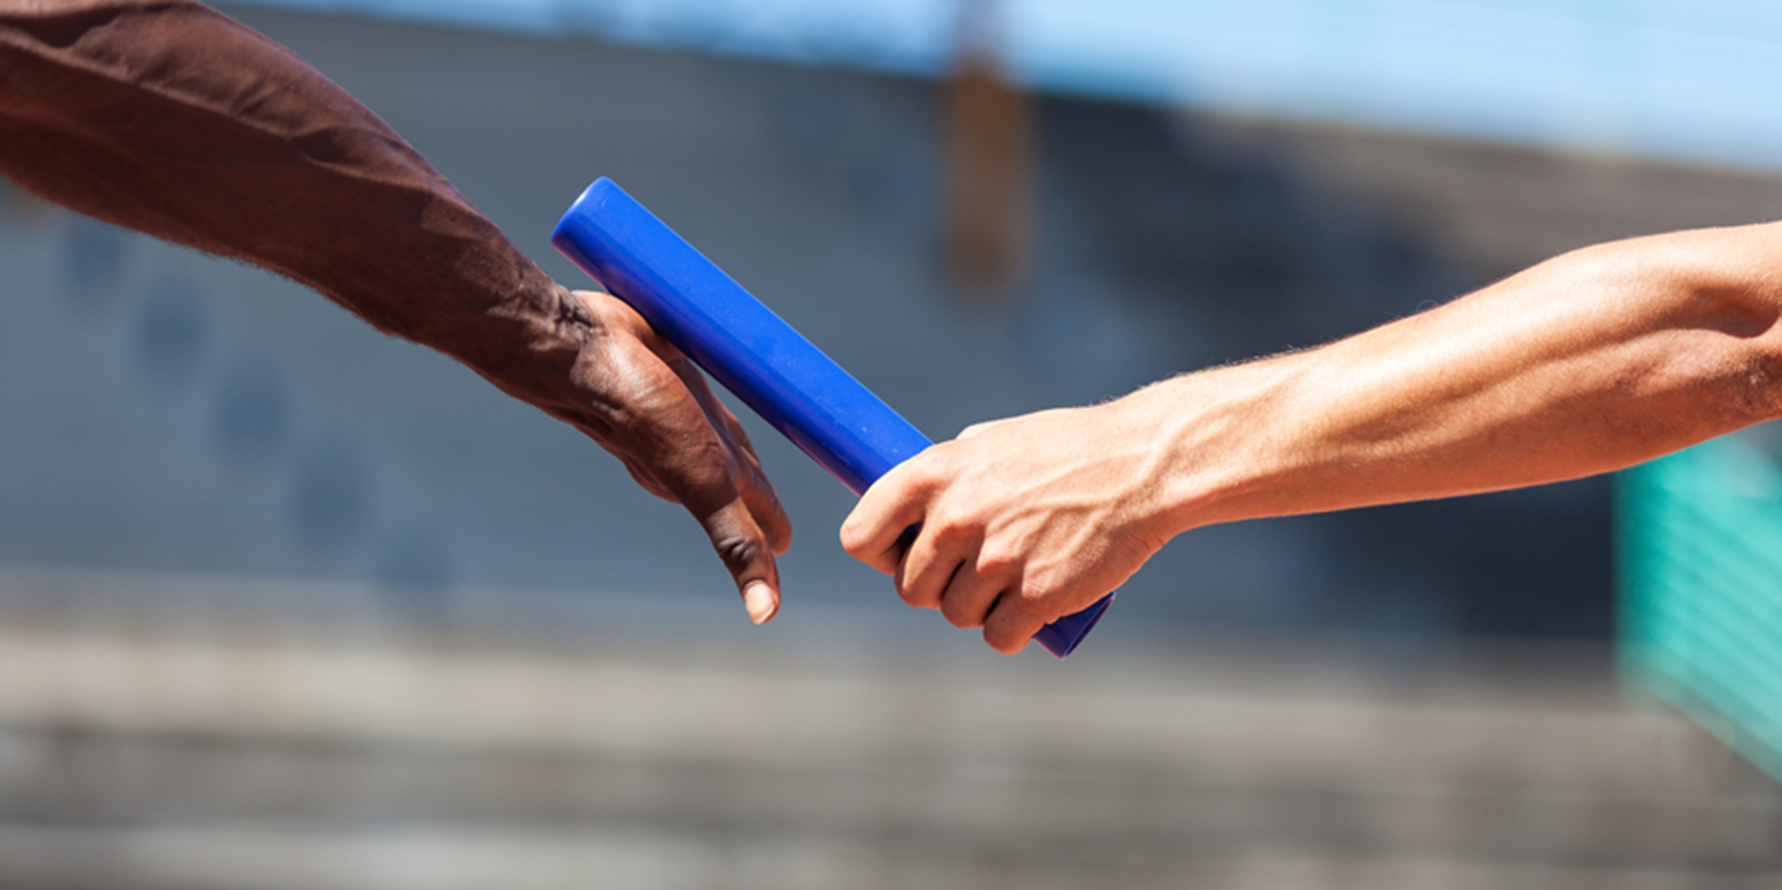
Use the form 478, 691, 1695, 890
580, 320, 736, 516
982, 596, 1046, 655
707, 405, 792, 557
551, 315, 774, 628
658, 451, 783, 625
716, 413, 791, 556
664, 355, 793, 556
552, 291, 783, 622
586, 332, 783, 623
589, 411, 782, 625
625, 403, 782, 622
698, 495, 782, 624
682, 391, 791, 557
736, 460, 792, 556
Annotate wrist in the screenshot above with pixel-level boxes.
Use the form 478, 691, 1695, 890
423, 279, 597, 408
1122, 354, 1312, 540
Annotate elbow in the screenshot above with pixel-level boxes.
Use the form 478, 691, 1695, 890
1656, 225, 1782, 427
1557, 223, 1782, 438
1715, 298, 1782, 429
1693, 298, 1782, 428
1728, 347, 1782, 426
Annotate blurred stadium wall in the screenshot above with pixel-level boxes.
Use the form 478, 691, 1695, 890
1, 2, 1780, 887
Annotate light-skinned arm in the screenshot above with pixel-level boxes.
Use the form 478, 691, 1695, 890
842, 223, 1782, 652
0, 0, 790, 621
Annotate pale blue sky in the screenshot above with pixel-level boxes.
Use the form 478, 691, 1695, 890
234, 0, 1782, 172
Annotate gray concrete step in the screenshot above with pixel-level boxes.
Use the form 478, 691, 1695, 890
0, 568, 1772, 889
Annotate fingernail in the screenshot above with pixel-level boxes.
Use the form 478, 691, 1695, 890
743, 581, 777, 625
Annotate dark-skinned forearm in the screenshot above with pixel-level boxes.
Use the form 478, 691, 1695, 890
0, 0, 795, 621
0, 0, 578, 387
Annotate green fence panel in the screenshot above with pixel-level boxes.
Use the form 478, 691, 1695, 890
1618, 427, 1782, 779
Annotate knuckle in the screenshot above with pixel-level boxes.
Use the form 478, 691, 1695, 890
940, 598, 984, 630
923, 510, 976, 550
983, 609, 1035, 655
990, 638, 1033, 659
710, 530, 765, 576
906, 446, 962, 488
893, 564, 934, 608
975, 544, 1020, 579
898, 583, 934, 609
837, 520, 866, 556
897, 565, 942, 608
987, 631, 1026, 655
900, 578, 944, 610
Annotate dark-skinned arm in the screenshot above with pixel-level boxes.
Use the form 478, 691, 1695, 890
0, 0, 790, 620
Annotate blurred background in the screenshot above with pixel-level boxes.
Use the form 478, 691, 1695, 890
1, 0, 1780, 886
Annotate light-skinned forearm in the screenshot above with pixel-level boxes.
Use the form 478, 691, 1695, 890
1140, 222, 1782, 538
842, 222, 1782, 652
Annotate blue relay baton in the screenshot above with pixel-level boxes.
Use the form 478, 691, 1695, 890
552, 178, 1113, 657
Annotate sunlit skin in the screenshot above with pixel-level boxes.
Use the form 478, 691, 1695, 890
0, 0, 791, 622
844, 224, 1782, 653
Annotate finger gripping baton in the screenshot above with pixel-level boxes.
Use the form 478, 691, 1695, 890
552, 178, 1112, 657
